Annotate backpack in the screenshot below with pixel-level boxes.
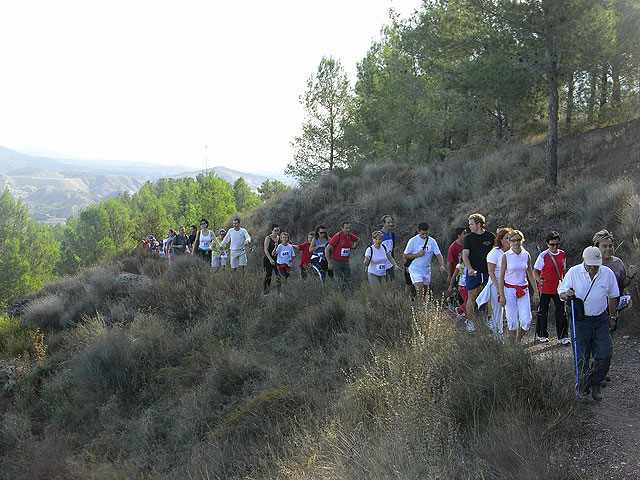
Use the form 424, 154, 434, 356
366, 244, 387, 258
404, 236, 429, 267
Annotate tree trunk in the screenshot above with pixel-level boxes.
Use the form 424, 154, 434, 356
599, 65, 609, 108
566, 71, 574, 133
545, 49, 559, 186
461, 127, 469, 145
439, 132, 449, 161
495, 98, 503, 139
587, 71, 597, 123
612, 66, 621, 110
329, 112, 334, 171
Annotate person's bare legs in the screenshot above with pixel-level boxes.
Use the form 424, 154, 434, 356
466, 286, 480, 324
414, 283, 429, 305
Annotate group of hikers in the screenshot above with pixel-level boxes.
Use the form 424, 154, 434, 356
142, 218, 251, 272
142, 212, 635, 402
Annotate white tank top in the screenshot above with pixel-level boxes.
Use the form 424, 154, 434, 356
199, 231, 212, 250
504, 248, 529, 286
366, 244, 388, 276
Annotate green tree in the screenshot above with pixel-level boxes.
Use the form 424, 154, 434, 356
0, 190, 60, 308
233, 177, 262, 212
462, 0, 614, 185
286, 57, 354, 182
257, 179, 290, 201
197, 174, 236, 229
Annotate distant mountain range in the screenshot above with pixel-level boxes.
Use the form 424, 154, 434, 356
0, 146, 290, 224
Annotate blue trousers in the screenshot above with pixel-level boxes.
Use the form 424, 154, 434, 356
571, 311, 613, 389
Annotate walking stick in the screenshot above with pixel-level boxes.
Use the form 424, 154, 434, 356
569, 297, 581, 400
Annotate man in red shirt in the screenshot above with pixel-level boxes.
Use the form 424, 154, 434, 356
295, 232, 315, 279
447, 227, 467, 280
326, 222, 360, 287
533, 231, 568, 344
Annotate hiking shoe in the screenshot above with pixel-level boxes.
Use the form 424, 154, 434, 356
591, 384, 603, 401
485, 316, 492, 328
538, 337, 549, 343
465, 320, 476, 332
559, 337, 571, 345
446, 297, 455, 312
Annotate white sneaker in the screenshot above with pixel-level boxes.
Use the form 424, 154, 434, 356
538, 337, 549, 343
465, 320, 476, 332
559, 337, 571, 345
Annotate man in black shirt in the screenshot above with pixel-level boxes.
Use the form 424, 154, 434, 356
188, 225, 198, 253
462, 213, 495, 332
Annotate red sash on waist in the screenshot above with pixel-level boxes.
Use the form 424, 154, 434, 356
505, 282, 528, 298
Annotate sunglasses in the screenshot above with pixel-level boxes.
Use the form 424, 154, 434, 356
510, 238, 522, 242
548, 242, 560, 247
318, 231, 327, 234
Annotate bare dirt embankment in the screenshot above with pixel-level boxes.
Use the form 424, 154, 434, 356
567, 336, 640, 479
523, 315, 640, 479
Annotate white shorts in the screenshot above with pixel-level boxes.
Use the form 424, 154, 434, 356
230, 249, 247, 269
211, 254, 227, 267
409, 270, 431, 286
504, 287, 532, 331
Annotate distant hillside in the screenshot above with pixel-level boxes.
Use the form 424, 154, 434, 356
172, 165, 283, 190
0, 146, 290, 223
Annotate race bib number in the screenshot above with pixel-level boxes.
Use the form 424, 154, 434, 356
281, 251, 290, 257
376, 264, 386, 272
340, 248, 350, 257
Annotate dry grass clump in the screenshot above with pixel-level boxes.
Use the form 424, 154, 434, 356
264, 309, 575, 480
21, 266, 131, 331
1, 255, 580, 480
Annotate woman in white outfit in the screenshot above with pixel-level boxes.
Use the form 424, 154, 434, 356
364, 231, 399, 285
498, 230, 539, 344
485, 227, 512, 339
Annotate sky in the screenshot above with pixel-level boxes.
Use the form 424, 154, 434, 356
0, 0, 420, 176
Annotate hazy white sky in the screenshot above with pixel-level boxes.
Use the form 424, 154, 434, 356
0, 0, 419, 175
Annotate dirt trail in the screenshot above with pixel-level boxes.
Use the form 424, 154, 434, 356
525, 324, 640, 479
566, 336, 640, 479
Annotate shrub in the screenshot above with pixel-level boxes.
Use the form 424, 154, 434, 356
0, 316, 31, 358
298, 293, 349, 347
210, 387, 306, 442
22, 294, 67, 330
70, 327, 141, 405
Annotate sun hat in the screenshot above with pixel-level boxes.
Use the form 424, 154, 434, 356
583, 246, 602, 266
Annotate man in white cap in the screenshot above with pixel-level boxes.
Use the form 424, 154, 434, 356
558, 246, 619, 401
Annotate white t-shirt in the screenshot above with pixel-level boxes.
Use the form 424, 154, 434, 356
275, 244, 295, 266
503, 248, 530, 286
403, 235, 441, 274
486, 247, 506, 279
221, 228, 251, 250
558, 264, 619, 316
365, 244, 389, 276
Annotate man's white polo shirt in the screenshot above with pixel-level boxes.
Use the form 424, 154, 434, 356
558, 263, 619, 316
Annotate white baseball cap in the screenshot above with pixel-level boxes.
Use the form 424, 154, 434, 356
583, 246, 602, 266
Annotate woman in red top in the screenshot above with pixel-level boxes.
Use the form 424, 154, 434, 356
533, 231, 568, 344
